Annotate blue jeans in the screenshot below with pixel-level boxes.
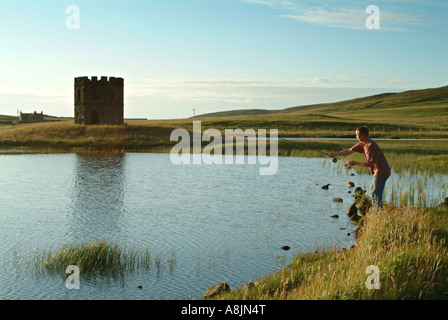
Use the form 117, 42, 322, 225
370, 176, 388, 208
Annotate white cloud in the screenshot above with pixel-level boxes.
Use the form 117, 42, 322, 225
281, 8, 436, 31
241, 0, 439, 31
281, 8, 366, 30
388, 79, 414, 84
311, 75, 368, 83
241, 0, 295, 8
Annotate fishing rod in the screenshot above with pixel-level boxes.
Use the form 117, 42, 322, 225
278, 137, 342, 163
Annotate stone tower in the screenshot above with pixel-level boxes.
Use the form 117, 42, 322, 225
74, 76, 124, 125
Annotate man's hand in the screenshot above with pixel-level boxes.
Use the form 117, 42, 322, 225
347, 161, 357, 168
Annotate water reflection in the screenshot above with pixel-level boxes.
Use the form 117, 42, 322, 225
68, 152, 127, 241
2, 152, 447, 300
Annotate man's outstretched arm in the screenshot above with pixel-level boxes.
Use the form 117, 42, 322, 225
327, 149, 355, 158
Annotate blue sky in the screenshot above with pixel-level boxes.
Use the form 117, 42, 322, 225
0, 0, 446, 119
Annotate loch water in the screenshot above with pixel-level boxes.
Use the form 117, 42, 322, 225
0, 152, 446, 299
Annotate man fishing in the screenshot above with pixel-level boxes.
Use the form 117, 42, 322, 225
327, 126, 391, 208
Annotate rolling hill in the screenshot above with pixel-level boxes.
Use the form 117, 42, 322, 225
196, 85, 448, 118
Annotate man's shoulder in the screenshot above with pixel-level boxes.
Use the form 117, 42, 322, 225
350, 141, 364, 152
366, 139, 384, 155
366, 139, 380, 148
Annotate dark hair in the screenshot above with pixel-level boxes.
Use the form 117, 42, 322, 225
356, 126, 369, 137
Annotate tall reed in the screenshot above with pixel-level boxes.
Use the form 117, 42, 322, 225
30, 239, 176, 281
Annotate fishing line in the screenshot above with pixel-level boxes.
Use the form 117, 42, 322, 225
278, 137, 342, 163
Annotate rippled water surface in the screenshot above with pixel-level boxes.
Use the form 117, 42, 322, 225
0, 152, 445, 300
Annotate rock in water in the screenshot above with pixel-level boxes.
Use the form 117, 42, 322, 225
346, 202, 360, 222
347, 181, 355, 187
281, 246, 290, 251
321, 184, 330, 189
203, 282, 230, 299
332, 198, 343, 203
331, 214, 339, 218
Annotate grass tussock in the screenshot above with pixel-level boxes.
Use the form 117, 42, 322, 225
215, 206, 448, 300
31, 239, 176, 280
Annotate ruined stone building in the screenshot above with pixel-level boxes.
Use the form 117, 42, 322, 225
74, 76, 124, 125
18, 111, 44, 123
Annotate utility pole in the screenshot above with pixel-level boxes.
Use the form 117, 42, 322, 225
192, 108, 196, 118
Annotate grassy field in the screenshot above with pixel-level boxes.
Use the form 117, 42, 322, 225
197, 85, 448, 130
1, 117, 447, 174
0, 120, 178, 152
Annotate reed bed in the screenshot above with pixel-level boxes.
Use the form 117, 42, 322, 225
387, 172, 447, 208
30, 239, 176, 281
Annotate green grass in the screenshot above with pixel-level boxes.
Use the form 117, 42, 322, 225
0, 121, 178, 153
166, 117, 448, 139
213, 205, 448, 300
29, 239, 176, 281
191, 85, 448, 137
1, 120, 447, 174
198, 85, 448, 117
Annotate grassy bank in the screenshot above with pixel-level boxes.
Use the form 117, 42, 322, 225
0, 120, 178, 153
1, 120, 447, 174
212, 205, 448, 300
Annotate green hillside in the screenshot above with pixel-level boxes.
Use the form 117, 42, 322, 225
188, 85, 448, 137
197, 85, 448, 118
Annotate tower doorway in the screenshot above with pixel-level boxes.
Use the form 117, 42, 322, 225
91, 110, 99, 125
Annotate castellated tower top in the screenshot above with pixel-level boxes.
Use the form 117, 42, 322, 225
74, 76, 124, 125
75, 76, 124, 84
